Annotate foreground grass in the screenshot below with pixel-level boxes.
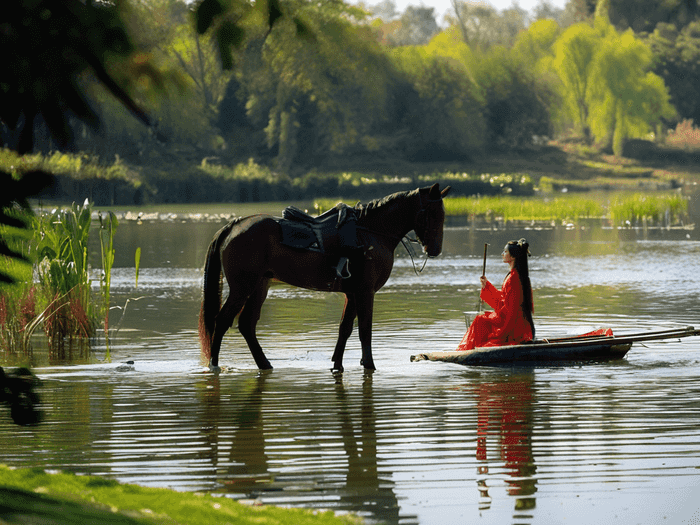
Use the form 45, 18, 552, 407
0, 465, 361, 525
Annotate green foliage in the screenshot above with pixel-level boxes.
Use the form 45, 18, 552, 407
0, 465, 360, 525
588, 28, 675, 155
98, 212, 118, 340
609, 193, 688, 226
646, 21, 700, 126
442, 194, 604, 222
0, 0, 156, 154
33, 201, 96, 353
472, 45, 555, 148
391, 47, 486, 158
552, 19, 675, 153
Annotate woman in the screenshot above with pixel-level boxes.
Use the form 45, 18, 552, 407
456, 239, 535, 351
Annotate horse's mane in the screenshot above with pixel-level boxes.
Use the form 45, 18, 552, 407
353, 188, 419, 220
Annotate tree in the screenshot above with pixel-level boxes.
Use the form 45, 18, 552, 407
0, 0, 156, 155
448, 1, 528, 50
552, 22, 599, 138
391, 46, 487, 159
647, 21, 700, 126
389, 6, 440, 46
588, 27, 675, 155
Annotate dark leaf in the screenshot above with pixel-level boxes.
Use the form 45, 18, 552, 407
268, 0, 284, 28
196, 0, 225, 35
294, 17, 314, 41
217, 21, 246, 70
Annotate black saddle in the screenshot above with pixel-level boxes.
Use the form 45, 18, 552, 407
277, 203, 357, 254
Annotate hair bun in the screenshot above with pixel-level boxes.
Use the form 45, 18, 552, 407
517, 238, 531, 256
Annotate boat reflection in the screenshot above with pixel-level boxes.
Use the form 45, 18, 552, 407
474, 372, 536, 520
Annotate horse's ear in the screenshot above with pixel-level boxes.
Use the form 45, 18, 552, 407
429, 183, 440, 199
441, 185, 451, 198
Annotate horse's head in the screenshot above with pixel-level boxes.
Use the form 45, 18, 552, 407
414, 183, 451, 257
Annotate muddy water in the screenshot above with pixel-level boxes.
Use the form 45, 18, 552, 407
2, 214, 700, 524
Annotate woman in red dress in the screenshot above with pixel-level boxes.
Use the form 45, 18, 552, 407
456, 239, 535, 351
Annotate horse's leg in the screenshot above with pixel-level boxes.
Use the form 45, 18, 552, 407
331, 294, 357, 372
211, 294, 247, 369
238, 278, 273, 370
355, 292, 376, 371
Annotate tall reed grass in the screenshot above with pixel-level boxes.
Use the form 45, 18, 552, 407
33, 200, 95, 357
0, 199, 122, 362
314, 192, 689, 226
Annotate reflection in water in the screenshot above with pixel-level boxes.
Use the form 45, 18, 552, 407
475, 373, 536, 522
196, 370, 409, 524
3, 217, 700, 524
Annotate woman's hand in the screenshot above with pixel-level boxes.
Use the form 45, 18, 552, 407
480, 275, 487, 289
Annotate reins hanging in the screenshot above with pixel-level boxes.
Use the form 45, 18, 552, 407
401, 234, 429, 275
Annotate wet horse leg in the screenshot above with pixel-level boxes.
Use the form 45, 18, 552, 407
332, 294, 357, 372
210, 293, 247, 369
238, 278, 273, 370
355, 292, 376, 370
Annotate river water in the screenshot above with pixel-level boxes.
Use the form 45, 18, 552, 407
2, 204, 700, 524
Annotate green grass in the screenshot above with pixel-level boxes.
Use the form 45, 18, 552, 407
314, 192, 690, 226
0, 465, 362, 525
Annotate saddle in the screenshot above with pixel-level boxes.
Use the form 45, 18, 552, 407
276, 203, 360, 278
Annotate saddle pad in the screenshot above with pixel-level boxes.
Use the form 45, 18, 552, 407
277, 219, 323, 252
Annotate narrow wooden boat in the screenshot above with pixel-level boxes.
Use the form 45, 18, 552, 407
410, 327, 700, 366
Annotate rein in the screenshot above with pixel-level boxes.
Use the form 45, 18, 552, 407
401, 235, 429, 275
357, 189, 441, 276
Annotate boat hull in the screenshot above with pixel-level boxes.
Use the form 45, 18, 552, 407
411, 342, 632, 366
411, 327, 698, 367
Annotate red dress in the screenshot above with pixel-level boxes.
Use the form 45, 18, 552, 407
456, 269, 533, 351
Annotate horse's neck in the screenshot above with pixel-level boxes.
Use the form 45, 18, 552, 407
359, 193, 420, 245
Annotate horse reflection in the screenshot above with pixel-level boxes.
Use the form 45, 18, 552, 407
198, 372, 409, 524
475, 373, 537, 518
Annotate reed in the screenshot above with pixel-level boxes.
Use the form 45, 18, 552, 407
314, 192, 689, 226
33, 200, 95, 357
608, 193, 688, 226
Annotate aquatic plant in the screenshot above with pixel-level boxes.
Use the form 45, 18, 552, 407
314, 192, 689, 227
33, 200, 95, 357
98, 211, 118, 339
609, 193, 688, 227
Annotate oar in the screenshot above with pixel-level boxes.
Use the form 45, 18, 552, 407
477, 243, 488, 314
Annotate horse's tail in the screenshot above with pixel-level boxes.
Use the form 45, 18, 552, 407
199, 220, 236, 360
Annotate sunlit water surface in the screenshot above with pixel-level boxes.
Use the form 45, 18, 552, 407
2, 219, 700, 525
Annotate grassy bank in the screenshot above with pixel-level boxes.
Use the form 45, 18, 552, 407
2, 137, 700, 206
0, 465, 361, 525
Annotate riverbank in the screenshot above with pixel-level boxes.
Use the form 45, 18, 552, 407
0, 465, 361, 525
4, 139, 700, 206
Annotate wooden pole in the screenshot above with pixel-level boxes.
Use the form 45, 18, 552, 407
478, 243, 488, 314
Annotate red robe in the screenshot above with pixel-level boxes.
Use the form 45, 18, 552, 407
456, 269, 533, 351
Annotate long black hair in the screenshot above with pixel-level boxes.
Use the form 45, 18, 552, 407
505, 238, 535, 340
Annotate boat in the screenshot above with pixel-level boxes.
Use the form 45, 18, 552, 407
410, 326, 700, 366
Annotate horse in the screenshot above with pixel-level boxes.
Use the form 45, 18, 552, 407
198, 183, 451, 371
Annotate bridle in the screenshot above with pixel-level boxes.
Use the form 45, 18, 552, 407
404, 190, 445, 274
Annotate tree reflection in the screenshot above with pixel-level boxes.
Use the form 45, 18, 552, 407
474, 372, 537, 519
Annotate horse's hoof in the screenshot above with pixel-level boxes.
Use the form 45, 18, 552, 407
209, 365, 221, 373
360, 359, 376, 371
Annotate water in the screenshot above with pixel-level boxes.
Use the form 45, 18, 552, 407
2, 213, 700, 524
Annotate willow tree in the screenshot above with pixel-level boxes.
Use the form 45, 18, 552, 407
587, 28, 675, 155
552, 22, 599, 139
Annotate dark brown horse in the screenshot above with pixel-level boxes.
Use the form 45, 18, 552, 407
199, 183, 451, 371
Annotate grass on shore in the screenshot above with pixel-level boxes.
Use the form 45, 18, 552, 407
0, 465, 361, 525
315, 192, 690, 226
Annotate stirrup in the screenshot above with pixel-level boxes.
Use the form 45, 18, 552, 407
335, 257, 351, 279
